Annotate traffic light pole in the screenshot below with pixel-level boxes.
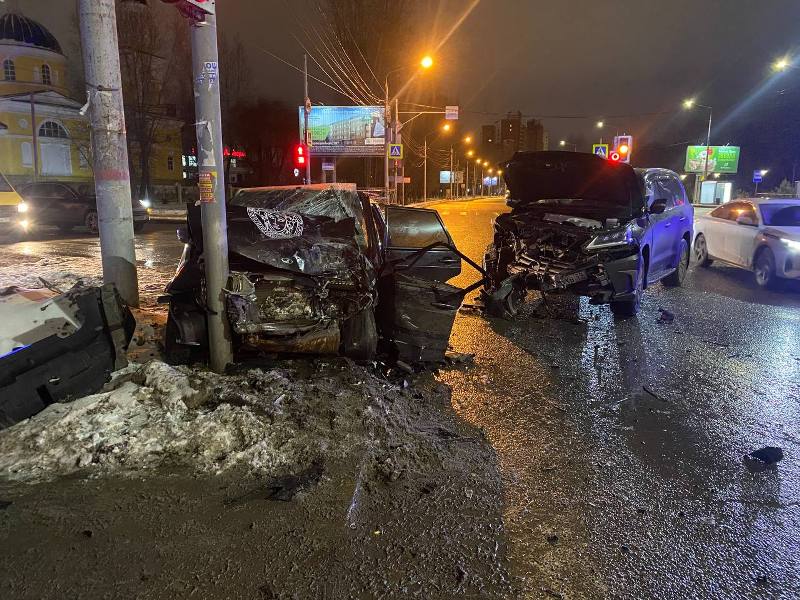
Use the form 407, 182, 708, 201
303, 54, 311, 184
78, 0, 139, 307
187, 8, 233, 373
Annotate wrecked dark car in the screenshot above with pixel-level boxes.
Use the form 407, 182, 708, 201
0, 284, 135, 429
483, 152, 693, 317
163, 184, 479, 365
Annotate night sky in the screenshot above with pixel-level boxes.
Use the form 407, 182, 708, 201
19, 0, 800, 187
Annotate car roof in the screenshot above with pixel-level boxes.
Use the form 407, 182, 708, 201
737, 197, 800, 205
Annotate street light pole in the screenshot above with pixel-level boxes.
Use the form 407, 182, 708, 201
303, 53, 311, 184
384, 80, 390, 201
449, 146, 454, 199
423, 136, 427, 202
78, 0, 139, 307
702, 106, 713, 192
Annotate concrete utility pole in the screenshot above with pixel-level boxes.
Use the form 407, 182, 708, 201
187, 6, 233, 373
79, 0, 139, 307
423, 136, 427, 203
449, 146, 454, 199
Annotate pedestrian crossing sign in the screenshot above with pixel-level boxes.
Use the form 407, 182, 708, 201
593, 144, 609, 158
388, 143, 403, 159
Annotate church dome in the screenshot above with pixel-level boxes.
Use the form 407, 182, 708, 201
0, 12, 62, 54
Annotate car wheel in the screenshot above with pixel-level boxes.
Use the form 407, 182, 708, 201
84, 210, 99, 234
340, 306, 377, 361
663, 238, 690, 287
754, 247, 779, 289
694, 234, 713, 267
133, 220, 146, 233
610, 268, 642, 318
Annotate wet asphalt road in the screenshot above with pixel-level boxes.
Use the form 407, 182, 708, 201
1, 203, 800, 598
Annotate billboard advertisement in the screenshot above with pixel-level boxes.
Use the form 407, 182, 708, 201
440, 170, 452, 184
684, 146, 740, 174
299, 106, 386, 156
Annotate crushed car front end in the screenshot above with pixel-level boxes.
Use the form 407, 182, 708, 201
483, 151, 645, 314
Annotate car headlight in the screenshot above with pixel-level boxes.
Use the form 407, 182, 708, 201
586, 226, 634, 250
17, 201, 28, 213
780, 238, 800, 252
139, 199, 152, 209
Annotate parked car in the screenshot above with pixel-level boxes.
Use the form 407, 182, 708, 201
0, 171, 28, 240
694, 198, 800, 288
17, 181, 149, 234
162, 184, 475, 364
483, 152, 693, 317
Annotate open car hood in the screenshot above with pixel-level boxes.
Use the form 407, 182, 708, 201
504, 151, 644, 218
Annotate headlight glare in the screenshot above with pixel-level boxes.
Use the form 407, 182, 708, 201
17, 201, 28, 213
780, 238, 800, 252
587, 226, 634, 250
139, 199, 152, 209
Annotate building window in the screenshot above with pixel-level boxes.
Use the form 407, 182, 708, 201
21, 142, 32, 166
39, 121, 68, 139
3, 59, 15, 81
41, 64, 52, 85
167, 155, 174, 171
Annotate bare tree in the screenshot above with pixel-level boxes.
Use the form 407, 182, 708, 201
115, 0, 191, 200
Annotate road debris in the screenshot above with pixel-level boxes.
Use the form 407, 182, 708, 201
744, 446, 784, 472
657, 308, 675, 323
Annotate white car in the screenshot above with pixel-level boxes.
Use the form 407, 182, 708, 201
693, 198, 800, 288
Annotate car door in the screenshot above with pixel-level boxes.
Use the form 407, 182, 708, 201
702, 204, 735, 261
725, 202, 759, 267
383, 205, 462, 282
376, 205, 464, 363
644, 172, 674, 280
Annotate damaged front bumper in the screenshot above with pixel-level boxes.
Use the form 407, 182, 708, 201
509, 247, 640, 303
0, 284, 135, 429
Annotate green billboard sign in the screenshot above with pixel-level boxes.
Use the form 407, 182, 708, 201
684, 146, 740, 174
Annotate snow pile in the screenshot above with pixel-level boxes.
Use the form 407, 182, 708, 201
0, 359, 398, 482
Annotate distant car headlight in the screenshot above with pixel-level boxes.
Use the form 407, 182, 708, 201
139, 199, 152, 209
586, 226, 634, 250
780, 238, 800, 252
17, 201, 28, 213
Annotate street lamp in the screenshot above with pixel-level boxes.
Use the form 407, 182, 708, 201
683, 97, 713, 202
463, 135, 472, 144
559, 140, 577, 151
420, 55, 434, 69
772, 56, 791, 72
755, 169, 769, 195
442, 123, 451, 132
596, 121, 604, 129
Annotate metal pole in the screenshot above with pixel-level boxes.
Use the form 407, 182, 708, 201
423, 136, 427, 202
384, 80, 390, 201
78, 0, 139, 307
449, 146, 453, 199
29, 93, 38, 182
700, 107, 713, 203
754, 180, 760, 196
393, 97, 399, 200
303, 54, 311, 184
189, 9, 233, 373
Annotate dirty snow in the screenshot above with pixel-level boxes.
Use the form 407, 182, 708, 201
0, 359, 403, 483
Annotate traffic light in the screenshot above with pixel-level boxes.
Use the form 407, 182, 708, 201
613, 135, 633, 164
294, 143, 307, 168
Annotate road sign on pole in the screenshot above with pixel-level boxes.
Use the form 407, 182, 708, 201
593, 143, 609, 158
388, 143, 403, 160
753, 170, 763, 183
445, 106, 459, 120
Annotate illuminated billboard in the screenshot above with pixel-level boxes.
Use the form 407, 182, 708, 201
299, 106, 386, 156
684, 146, 740, 174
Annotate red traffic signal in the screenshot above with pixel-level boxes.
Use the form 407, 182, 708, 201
613, 135, 633, 164
294, 143, 307, 167
609, 151, 621, 162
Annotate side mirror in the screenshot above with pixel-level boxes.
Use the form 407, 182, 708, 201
649, 198, 668, 215
176, 226, 190, 244
736, 215, 757, 226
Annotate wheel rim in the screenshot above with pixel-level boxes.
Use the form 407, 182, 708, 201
755, 255, 771, 286
694, 237, 707, 262
678, 244, 689, 278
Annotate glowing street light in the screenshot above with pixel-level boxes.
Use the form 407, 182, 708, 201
483, 160, 489, 166
559, 140, 566, 147
467, 150, 474, 157
464, 135, 472, 144
760, 169, 769, 176
442, 123, 451, 132
420, 55, 434, 69
596, 121, 604, 128
773, 57, 791, 72
475, 158, 482, 164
